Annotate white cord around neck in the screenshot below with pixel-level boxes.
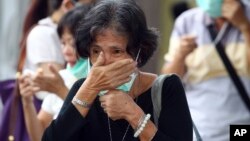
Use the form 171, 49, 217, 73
107, 117, 130, 141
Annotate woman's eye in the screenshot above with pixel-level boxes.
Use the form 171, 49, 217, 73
93, 49, 100, 54
61, 41, 66, 46
113, 49, 123, 54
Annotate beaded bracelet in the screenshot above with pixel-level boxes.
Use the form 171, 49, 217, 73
134, 113, 151, 138
137, 114, 146, 128
72, 97, 92, 108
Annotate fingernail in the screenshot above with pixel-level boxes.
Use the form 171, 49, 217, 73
37, 68, 43, 73
16, 72, 21, 78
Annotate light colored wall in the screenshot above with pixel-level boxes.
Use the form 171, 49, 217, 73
139, 0, 195, 74
137, 0, 175, 74
0, 0, 31, 80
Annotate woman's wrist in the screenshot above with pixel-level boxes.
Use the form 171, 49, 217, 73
83, 77, 102, 95
174, 52, 186, 62
21, 96, 34, 105
79, 81, 100, 98
239, 21, 250, 33
239, 22, 250, 46
134, 114, 151, 138
57, 85, 68, 100
125, 104, 145, 129
72, 82, 99, 114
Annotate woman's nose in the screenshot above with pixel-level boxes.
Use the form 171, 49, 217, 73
103, 53, 114, 65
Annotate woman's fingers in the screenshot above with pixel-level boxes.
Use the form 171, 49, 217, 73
106, 59, 134, 71
20, 84, 39, 97
48, 65, 61, 78
99, 91, 133, 120
109, 61, 136, 76
103, 61, 136, 87
88, 58, 137, 91
93, 52, 105, 67
18, 73, 40, 98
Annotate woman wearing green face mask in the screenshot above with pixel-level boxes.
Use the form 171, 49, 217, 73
42, 1, 193, 141
18, 5, 92, 141
162, 0, 250, 141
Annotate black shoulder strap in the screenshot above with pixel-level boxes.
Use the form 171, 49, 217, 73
207, 24, 250, 113
151, 74, 202, 141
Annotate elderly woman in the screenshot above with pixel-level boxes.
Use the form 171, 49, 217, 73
42, 0, 193, 141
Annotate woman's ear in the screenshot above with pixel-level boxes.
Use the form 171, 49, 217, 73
63, 0, 75, 11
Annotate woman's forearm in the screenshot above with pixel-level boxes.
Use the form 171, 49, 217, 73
72, 82, 98, 117
21, 98, 44, 141
126, 105, 157, 141
57, 85, 69, 100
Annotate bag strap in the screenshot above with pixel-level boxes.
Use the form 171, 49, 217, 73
8, 24, 38, 141
151, 74, 202, 141
207, 24, 250, 113
8, 83, 20, 141
151, 74, 168, 127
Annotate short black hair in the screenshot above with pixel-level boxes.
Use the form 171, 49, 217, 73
57, 4, 93, 38
48, 0, 63, 14
75, 0, 158, 67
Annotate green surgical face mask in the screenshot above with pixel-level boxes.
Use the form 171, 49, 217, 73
98, 72, 137, 96
196, 0, 223, 18
67, 58, 88, 79
116, 73, 137, 92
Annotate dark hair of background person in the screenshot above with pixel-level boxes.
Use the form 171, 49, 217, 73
75, 0, 159, 67
21, 0, 49, 44
171, 1, 190, 20
57, 4, 93, 39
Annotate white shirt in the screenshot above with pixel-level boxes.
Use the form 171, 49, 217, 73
23, 17, 65, 72
23, 17, 65, 100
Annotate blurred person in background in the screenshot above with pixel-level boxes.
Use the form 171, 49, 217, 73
162, 0, 250, 140
22, 0, 75, 101
19, 5, 91, 141
0, 0, 30, 121
0, 0, 75, 141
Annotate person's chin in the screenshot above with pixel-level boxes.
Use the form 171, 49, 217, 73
67, 60, 76, 66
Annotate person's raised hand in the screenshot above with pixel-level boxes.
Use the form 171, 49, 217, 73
175, 35, 197, 60
99, 89, 141, 121
18, 73, 40, 102
84, 52, 137, 94
33, 65, 68, 99
222, 0, 250, 31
